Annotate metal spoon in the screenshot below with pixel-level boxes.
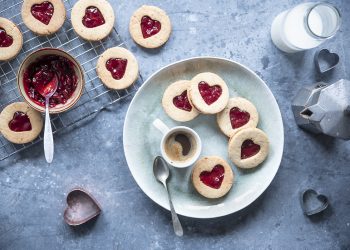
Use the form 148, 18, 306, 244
153, 156, 183, 237
36, 73, 58, 163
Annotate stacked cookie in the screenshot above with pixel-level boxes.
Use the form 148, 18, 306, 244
162, 72, 270, 199
162, 72, 229, 122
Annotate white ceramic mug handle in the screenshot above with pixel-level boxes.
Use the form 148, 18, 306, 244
153, 119, 170, 135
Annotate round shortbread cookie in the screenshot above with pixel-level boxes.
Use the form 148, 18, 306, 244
228, 128, 269, 169
21, 0, 66, 36
129, 5, 171, 49
71, 0, 115, 41
0, 102, 43, 144
162, 80, 199, 122
217, 97, 259, 137
188, 72, 229, 114
96, 47, 139, 90
192, 156, 234, 199
0, 18, 23, 61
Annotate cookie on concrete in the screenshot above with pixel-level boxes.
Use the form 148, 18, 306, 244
129, 5, 171, 49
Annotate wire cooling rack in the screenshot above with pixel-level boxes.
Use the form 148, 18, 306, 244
0, 0, 142, 160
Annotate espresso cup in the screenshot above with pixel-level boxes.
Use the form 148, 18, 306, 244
153, 119, 202, 168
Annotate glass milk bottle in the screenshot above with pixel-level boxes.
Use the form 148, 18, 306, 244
271, 2, 341, 53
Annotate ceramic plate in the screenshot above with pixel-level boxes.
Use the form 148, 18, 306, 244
123, 57, 284, 218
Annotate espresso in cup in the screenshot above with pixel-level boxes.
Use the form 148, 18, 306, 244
164, 131, 197, 163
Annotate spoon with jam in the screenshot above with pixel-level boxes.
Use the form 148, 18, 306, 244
33, 68, 58, 163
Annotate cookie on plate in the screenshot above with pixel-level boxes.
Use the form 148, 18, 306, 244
192, 156, 234, 199
228, 128, 269, 169
162, 80, 199, 122
21, 0, 66, 35
217, 97, 259, 137
0, 102, 43, 144
0, 18, 23, 61
129, 5, 171, 49
96, 47, 138, 90
71, 0, 115, 41
188, 72, 229, 114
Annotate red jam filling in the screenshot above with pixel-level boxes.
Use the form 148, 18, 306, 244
105, 58, 127, 80
173, 90, 192, 112
31, 1, 54, 25
198, 81, 222, 105
0, 28, 13, 47
141, 16, 161, 39
199, 165, 225, 189
241, 139, 260, 159
23, 55, 78, 108
230, 107, 250, 129
82, 6, 105, 28
8, 111, 32, 132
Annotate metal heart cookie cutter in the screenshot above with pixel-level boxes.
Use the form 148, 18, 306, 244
300, 189, 329, 216
314, 48, 340, 75
63, 188, 102, 226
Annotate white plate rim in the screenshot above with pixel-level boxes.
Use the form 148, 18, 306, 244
123, 56, 284, 219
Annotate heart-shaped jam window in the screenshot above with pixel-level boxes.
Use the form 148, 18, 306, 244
241, 139, 260, 159
106, 58, 127, 80
198, 81, 222, 105
173, 90, 192, 112
0, 28, 13, 47
31, 1, 54, 25
8, 111, 32, 132
199, 165, 225, 189
82, 6, 105, 28
230, 107, 250, 129
141, 16, 161, 39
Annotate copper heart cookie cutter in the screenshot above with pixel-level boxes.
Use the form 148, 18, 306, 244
64, 188, 102, 226
300, 189, 329, 216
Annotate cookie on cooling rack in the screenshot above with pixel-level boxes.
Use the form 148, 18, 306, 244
96, 47, 139, 90
0, 17, 23, 61
71, 0, 115, 41
21, 0, 66, 36
0, 102, 43, 144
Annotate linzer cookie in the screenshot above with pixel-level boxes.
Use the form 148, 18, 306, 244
129, 5, 171, 49
228, 128, 269, 169
217, 97, 259, 137
96, 47, 138, 90
21, 0, 66, 35
162, 80, 199, 122
192, 156, 234, 199
71, 0, 115, 41
0, 18, 23, 61
0, 102, 43, 144
188, 72, 229, 114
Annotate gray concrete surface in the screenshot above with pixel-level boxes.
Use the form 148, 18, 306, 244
0, 0, 349, 249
